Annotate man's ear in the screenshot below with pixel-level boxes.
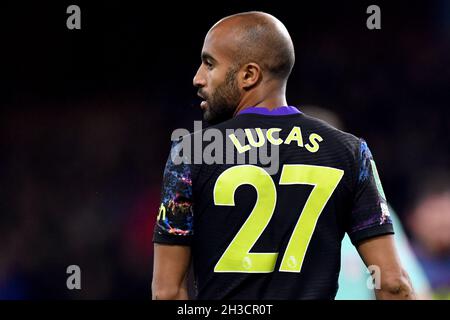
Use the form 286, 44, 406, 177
239, 63, 262, 89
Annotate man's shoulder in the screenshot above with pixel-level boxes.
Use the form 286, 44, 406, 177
300, 113, 359, 142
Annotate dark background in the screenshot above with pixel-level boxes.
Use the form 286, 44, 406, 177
1, 1, 449, 299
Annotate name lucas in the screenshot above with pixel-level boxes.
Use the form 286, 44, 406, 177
229, 126, 323, 154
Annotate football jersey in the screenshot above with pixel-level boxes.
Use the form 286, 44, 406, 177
153, 106, 393, 299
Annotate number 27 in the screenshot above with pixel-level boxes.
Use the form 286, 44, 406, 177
213, 164, 344, 273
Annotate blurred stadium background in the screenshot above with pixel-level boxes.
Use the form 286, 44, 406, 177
1, 1, 449, 299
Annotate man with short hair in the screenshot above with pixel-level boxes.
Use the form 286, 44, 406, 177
152, 11, 415, 300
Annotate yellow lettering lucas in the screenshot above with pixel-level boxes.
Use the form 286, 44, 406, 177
228, 126, 323, 154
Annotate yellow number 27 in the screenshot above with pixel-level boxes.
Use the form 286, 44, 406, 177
213, 164, 344, 273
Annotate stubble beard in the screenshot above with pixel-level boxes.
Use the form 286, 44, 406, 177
202, 67, 241, 125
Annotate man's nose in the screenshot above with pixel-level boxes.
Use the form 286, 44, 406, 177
193, 67, 206, 88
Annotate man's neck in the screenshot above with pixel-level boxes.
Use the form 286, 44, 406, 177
233, 94, 288, 116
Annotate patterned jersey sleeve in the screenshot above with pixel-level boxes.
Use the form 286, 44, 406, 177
347, 139, 394, 245
153, 141, 194, 246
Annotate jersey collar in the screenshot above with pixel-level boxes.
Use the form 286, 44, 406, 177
237, 106, 301, 116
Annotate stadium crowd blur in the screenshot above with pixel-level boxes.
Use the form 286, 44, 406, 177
1, 2, 449, 299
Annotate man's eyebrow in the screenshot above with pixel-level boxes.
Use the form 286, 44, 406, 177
201, 52, 217, 63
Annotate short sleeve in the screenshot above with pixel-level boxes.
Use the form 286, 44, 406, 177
347, 139, 394, 245
153, 141, 194, 246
